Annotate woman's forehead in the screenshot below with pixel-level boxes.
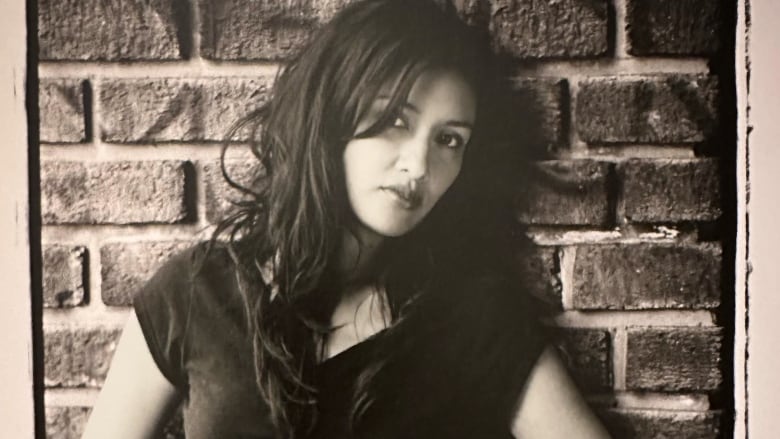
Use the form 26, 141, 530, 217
386, 69, 477, 120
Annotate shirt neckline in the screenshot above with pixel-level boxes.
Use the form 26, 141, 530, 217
319, 328, 386, 366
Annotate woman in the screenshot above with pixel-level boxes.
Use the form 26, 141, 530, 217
83, 0, 610, 437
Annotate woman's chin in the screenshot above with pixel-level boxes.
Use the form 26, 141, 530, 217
361, 216, 422, 239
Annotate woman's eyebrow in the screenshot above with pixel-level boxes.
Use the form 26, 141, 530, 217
399, 102, 420, 114
405, 104, 474, 130
375, 96, 473, 128
374, 95, 419, 111
444, 120, 474, 130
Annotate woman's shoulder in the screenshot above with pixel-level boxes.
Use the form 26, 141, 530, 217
134, 241, 247, 316
131, 241, 258, 391
147, 241, 239, 285
173, 240, 235, 272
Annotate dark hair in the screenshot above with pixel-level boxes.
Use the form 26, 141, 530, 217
215, 0, 530, 436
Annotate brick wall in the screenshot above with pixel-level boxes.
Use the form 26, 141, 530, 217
38, 0, 734, 437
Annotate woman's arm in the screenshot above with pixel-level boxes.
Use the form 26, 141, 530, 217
511, 345, 611, 439
81, 311, 182, 439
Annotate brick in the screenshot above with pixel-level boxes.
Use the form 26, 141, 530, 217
39, 0, 185, 61
100, 77, 272, 143
39, 79, 87, 143
45, 406, 90, 439
571, 243, 721, 310
619, 158, 721, 223
44, 326, 121, 387
554, 328, 611, 391
512, 78, 568, 151
626, 327, 722, 391
44, 404, 183, 439
100, 241, 193, 306
41, 161, 190, 225
489, 0, 608, 59
515, 245, 560, 308
199, 0, 351, 60
627, 0, 724, 56
516, 160, 611, 225
203, 160, 263, 224
602, 409, 720, 439
43, 245, 87, 308
576, 75, 718, 144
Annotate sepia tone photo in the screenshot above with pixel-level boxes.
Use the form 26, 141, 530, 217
30, 0, 739, 437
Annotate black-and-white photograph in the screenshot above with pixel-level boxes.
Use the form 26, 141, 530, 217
2, 0, 779, 438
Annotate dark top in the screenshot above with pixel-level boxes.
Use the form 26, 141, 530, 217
134, 243, 546, 438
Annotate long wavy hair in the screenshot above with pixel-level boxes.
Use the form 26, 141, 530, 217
213, 0, 539, 436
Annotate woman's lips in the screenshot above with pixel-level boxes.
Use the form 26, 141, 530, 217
381, 185, 422, 209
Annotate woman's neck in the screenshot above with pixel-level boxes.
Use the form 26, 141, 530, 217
323, 227, 390, 360
335, 226, 384, 286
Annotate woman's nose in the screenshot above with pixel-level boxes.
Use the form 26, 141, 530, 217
396, 134, 429, 180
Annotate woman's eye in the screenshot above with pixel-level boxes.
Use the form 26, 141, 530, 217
436, 132, 465, 149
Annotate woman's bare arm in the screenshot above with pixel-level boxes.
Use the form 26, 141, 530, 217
81, 311, 182, 439
511, 345, 611, 439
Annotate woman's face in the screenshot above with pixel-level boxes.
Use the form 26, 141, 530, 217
343, 68, 477, 240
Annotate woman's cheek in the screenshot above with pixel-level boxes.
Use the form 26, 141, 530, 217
432, 151, 464, 192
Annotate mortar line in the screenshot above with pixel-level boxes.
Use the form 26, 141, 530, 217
566, 145, 697, 160
42, 224, 214, 244
190, 0, 202, 60
549, 309, 717, 327
40, 143, 248, 162
566, 78, 588, 153
91, 74, 107, 158
559, 246, 575, 310
614, 392, 710, 411
44, 388, 100, 407
612, 327, 628, 390
586, 391, 711, 411
38, 58, 707, 79
42, 306, 131, 327
613, 0, 630, 59
193, 160, 210, 229
85, 235, 105, 314
515, 58, 710, 78
612, 158, 627, 228
525, 227, 695, 246
39, 61, 281, 79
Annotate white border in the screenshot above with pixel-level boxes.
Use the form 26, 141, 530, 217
744, 1, 780, 438
0, 0, 767, 437
734, 0, 748, 437
0, 0, 35, 437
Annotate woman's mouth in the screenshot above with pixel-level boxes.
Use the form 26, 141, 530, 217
381, 185, 422, 209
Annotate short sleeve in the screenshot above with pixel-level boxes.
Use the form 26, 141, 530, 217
133, 247, 199, 390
